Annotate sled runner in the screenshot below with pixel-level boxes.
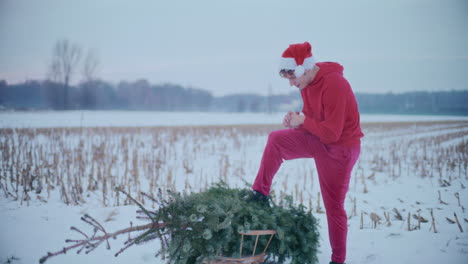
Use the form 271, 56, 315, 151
204, 229, 277, 264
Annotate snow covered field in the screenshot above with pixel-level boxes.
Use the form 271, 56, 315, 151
0, 111, 467, 264
0, 110, 467, 128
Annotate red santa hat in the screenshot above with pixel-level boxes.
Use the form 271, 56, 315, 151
279, 42, 316, 77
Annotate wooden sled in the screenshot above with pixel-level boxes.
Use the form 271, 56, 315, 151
204, 229, 277, 264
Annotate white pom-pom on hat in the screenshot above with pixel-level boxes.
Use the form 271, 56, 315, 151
294, 65, 305, 77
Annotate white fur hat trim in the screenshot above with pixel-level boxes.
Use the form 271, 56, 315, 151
279, 56, 316, 77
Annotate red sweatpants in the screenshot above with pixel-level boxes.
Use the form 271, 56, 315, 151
252, 129, 360, 263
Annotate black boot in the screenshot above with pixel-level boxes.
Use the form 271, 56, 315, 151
246, 190, 269, 206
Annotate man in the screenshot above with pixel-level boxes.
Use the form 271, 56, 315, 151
250, 42, 364, 264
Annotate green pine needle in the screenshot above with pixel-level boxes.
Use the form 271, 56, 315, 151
143, 182, 320, 264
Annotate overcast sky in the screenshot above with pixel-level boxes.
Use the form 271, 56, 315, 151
1, 0, 467, 96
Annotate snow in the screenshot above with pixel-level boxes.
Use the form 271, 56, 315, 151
0, 111, 467, 264
0, 110, 467, 128
0, 200, 160, 264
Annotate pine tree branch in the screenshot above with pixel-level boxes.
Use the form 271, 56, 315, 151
39, 219, 166, 263
115, 186, 155, 222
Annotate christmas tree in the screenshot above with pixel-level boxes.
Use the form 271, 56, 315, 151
40, 182, 320, 264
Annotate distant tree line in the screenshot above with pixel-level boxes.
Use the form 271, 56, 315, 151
0, 79, 213, 111
355, 91, 468, 116
1, 78, 467, 115
1, 39, 467, 115
0, 39, 214, 112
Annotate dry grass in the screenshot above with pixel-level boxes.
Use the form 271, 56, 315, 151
0, 120, 467, 233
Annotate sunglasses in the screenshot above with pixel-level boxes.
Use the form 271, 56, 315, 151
279, 69, 295, 78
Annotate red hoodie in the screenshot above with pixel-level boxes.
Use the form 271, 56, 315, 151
300, 62, 364, 147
